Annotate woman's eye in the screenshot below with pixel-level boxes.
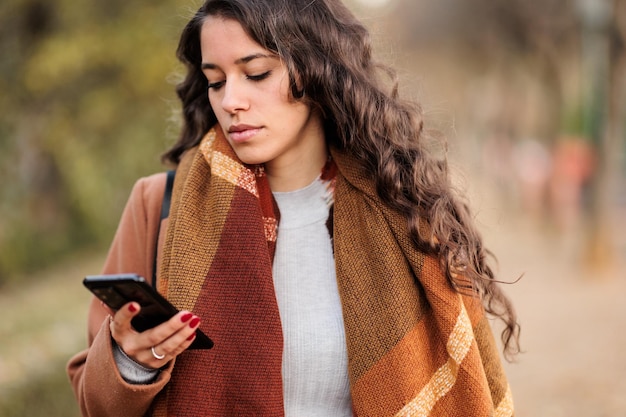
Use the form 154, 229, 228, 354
206, 71, 270, 91
207, 80, 225, 90
247, 71, 271, 82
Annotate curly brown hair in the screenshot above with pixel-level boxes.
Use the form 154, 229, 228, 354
164, 0, 520, 359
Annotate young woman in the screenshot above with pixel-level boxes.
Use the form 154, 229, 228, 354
68, 0, 520, 416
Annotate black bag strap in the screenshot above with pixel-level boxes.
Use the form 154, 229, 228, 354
152, 169, 176, 288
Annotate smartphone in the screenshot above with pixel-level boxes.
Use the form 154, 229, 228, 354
83, 273, 213, 350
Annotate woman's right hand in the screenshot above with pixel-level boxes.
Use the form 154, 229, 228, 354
109, 302, 201, 369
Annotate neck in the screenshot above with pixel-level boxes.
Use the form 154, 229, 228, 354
264, 116, 328, 191
265, 143, 328, 192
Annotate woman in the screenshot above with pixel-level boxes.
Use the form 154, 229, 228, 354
67, 0, 520, 416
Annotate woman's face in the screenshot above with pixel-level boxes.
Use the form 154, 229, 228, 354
200, 16, 325, 185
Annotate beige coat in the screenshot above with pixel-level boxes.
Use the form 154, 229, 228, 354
67, 172, 174, 417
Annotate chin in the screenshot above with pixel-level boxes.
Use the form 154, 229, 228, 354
232, 149, 268, 166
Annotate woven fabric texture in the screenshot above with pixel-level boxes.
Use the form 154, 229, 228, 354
152, 126, 513, 417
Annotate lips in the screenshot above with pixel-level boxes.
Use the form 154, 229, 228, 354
228, 124, 258, 133
228, 124, 261, 143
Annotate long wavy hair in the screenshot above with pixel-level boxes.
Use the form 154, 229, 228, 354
164, 0, 520, 359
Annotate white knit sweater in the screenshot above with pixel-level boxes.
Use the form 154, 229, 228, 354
272, 176, 352, 416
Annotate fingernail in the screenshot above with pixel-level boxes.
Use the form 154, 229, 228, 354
181, 313, 193, 323
129, 303, 138, 313
189, 317, 200, 328
187, 332, 196, 341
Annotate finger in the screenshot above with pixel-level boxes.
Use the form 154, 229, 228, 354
159, 315, 202, 356
110, 302, 140, 335
141, 311, 198, 349
138, 313, 201, 367
117, 311, 195, 361
152, 329, 198, 364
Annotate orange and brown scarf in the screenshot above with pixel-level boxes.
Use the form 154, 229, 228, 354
155, 126, 513, 416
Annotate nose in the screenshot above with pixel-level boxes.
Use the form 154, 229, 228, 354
220, 79, 249, 114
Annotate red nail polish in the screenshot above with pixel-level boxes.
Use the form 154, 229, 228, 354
128, 303, 138, 313
181, 313, 193, 323
189, 317, 200, 328
187, 332, 196, 341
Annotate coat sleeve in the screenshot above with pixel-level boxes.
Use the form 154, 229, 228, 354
66, 173, 174, 417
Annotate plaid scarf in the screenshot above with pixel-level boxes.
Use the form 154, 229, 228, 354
154, 126, 513, 416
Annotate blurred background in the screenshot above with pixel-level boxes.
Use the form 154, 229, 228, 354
0, 0, 624, 415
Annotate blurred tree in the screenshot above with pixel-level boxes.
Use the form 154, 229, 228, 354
577, 0, 626, 270
391, 0, 580, 143
390, 0, 625, 269
0, 0, 196, 282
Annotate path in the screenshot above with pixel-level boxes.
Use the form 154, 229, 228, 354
476, 190, 626, 416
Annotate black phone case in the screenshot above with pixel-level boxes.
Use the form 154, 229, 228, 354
83, 273, 213, 349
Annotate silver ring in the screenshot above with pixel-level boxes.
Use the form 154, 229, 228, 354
151, 346, 166, 360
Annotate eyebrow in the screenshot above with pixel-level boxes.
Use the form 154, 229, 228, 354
201, 53, 275, 70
